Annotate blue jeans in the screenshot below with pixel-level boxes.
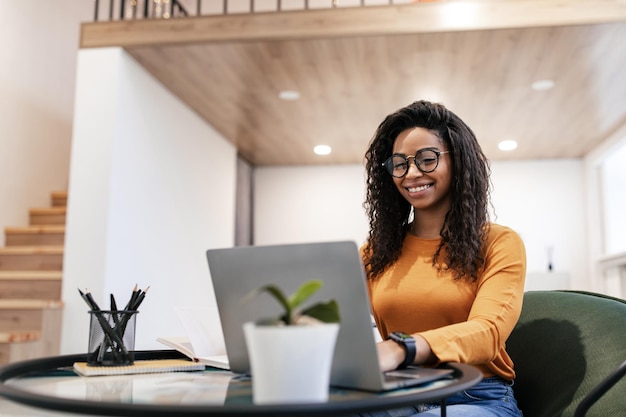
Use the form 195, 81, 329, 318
355, 377, 523, 417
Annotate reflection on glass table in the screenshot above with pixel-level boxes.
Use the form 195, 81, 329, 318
0, 351, 482, 417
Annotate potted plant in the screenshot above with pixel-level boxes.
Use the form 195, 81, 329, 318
242, 279, 340, 404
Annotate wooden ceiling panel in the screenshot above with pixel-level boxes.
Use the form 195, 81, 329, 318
79, 3, 626, 166
126, 20, 626, 166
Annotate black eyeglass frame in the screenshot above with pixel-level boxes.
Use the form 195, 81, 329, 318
382, 148, 450, 178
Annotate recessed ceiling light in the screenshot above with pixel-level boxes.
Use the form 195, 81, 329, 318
278, 90, 300, 100
313, 145, 332, 155
498, 140, 518, 151
439, 2, 480, 27
531, 79, 555, 91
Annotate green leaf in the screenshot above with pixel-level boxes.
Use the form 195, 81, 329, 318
244, 279, 340, 325
301, 300, 341, 323
254, 285, 292, 323
288, 280, 323, 310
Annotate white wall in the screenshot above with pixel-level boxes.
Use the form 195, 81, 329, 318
490, 160, 586, 290
0, 0, 92, 244
254, 165, 369, 247
61, 48, 237, 354
254, 160, 588, 290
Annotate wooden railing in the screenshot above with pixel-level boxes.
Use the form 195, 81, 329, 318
92, 0, 424, 22
94, 0, 189, 21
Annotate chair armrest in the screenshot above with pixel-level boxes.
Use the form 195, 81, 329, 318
573, 359, 626, 417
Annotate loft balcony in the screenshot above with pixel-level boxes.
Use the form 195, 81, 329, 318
81, 0, 626, 166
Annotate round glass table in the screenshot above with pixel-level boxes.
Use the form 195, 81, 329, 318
0, 350, 482, 417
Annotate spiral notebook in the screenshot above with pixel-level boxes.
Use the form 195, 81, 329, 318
73, 359, 206, 377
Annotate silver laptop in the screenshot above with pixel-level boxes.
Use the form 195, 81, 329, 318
206, 240, 453, 392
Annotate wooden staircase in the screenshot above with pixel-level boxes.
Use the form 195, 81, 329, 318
0, 191, 66, 364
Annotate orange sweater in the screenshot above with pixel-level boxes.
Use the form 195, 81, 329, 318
366, 223, 526, 380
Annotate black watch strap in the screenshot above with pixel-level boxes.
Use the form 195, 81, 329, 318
388, 331, 416, 368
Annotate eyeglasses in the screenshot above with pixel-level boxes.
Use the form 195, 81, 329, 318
382, 149, 450, 178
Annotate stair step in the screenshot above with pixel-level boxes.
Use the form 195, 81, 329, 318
51, 191, 68, 207
0, 190, 67, 365
0, 299, 63, 309
29, 207, 66, 225
0, 301, 62, 364
0, 299, 63, 333
0, 270, 63, 279
0, 330, 43, 365
0, 246, 64, 270
4, 225, 65, 246
0, 330, 41, 343
0, 271, 62, 300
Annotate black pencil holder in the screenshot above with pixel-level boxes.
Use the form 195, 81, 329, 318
87, 310, 137, 366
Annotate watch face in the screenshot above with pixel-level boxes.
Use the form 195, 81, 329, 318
391, 332, 414, 342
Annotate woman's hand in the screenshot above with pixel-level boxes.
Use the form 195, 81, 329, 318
376, 335, 437, 372
377, 339, 406, 372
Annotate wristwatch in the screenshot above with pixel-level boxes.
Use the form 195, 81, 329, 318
388, 331, 416, 368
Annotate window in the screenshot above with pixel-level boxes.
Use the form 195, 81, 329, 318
601, 140, 626, 254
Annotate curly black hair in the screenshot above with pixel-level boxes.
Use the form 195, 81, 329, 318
363, 100, 491, 281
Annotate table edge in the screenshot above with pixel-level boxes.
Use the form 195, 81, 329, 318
0, 350, 482, 417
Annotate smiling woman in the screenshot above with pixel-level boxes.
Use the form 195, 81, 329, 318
358, 100, 526, 417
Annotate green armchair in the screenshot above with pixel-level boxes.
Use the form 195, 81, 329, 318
507, 290, 626, 417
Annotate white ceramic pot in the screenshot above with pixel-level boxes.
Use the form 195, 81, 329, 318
243, 322, 340, 404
